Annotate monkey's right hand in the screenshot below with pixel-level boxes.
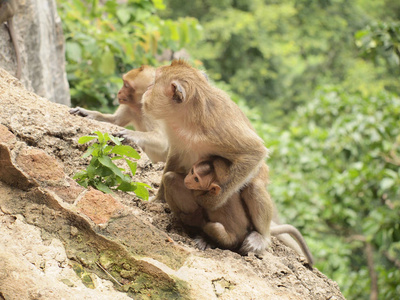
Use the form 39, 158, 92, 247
115, 129, 142, 146
69, 107, 89, 117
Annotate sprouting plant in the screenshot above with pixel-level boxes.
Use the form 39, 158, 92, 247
73, 131, 150, 200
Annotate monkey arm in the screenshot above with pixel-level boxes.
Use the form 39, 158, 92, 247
70, 107, 118, 124
117, 128, 168, 163
203, 222, 239, 249
196, 145, 268, 209
153, 153, 183, 202
69, 105, 134, 127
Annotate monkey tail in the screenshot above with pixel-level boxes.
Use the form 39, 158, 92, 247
271, 224, 314, 266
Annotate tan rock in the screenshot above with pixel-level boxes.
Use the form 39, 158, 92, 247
77, 189, 124, 224
16, 148, 65, 182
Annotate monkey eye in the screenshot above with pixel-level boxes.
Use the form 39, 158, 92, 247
194, 177, 199, 182
124, 82, 129, 88
191, 169, 194, 174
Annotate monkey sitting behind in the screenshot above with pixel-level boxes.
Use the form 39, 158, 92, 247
70, 65, 168, 163
184, 157, 314, 265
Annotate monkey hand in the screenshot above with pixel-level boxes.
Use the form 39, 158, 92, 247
69, 107, 89, 117
194, 236, 216, 251
116, 129, 141, 146
239, 231, 271, 255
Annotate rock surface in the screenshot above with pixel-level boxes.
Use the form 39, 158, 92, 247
0, 67, 345, 299
0, 0, 70, 106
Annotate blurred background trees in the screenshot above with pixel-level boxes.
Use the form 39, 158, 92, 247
57, 0, 400, 298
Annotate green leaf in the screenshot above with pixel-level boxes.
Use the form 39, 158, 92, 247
111, 156, 124, 160
111, 145, 141, 159
87, 163, 96, 178
97, 156, 127, 181
108, 134, 123, 146
104, 145, 113, 155
73, 170, 87, 180
66, 41, 82, 63
82, 145, 97, 158
78, 135, 97, 144
125, 159, 137, 176
117, 181, 137, 192
380, 178, 395, 190
94, 182, 113, 194
135, 182, 152, 189
152, 0, 166, 10
92, 131, 105, 144
134, 183, 150, 200
116, 8, 131, 25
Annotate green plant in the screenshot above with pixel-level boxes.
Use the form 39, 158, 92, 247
74, 131, 150, 200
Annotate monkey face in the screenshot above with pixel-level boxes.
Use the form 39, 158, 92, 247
184, 167, 203, 190
142, 60, 208, 123
118, 66, 155, 107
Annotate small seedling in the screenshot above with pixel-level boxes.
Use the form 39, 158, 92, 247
73, 131, 151, 200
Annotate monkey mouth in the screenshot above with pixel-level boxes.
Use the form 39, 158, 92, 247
119, 98, 128, 102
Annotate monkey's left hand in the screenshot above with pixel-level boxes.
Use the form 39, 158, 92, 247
69, 107, 89, 117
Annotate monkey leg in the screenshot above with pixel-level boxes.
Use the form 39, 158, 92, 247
239, 166, 273, 255
163, 171, 204, 228
241, 179, 273, 237
239, 231, 270, 255
203, 222, 239, 249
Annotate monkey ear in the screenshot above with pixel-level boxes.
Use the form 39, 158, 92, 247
209, 183, 221, 195
171, 81, 185, 103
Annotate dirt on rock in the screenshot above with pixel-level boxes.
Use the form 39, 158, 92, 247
0, 67, 345, 300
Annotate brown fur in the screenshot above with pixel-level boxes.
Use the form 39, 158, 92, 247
184, 157, 314, 265
69, 65, 168, 162
143, 60, 273, 254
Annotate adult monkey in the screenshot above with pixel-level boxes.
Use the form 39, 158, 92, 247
133, 59, 273, 254
70, 65, 168, 163
0, 0, 21, 79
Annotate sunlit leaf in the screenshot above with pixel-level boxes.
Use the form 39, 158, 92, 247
111, 145, 140, 159
125, 159, 137, 176
78, 135, 97, 144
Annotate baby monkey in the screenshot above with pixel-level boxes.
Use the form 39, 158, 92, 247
184, 157, 314, 265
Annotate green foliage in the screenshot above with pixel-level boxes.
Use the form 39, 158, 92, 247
74, 131, 151, 200
57, 0, 202, 111
162, 0, 399, 123
355, 21, 400, 73
264, 87, 400, 299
